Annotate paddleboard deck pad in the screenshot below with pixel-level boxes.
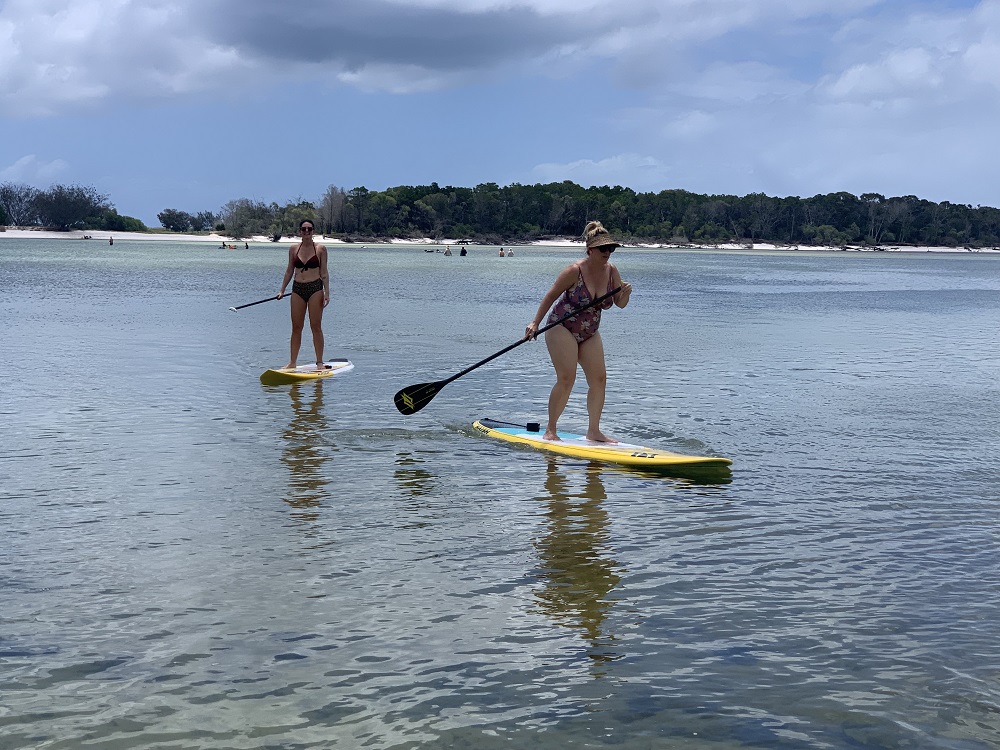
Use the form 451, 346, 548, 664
260, 359, 354, 385
473, 418, 732, 476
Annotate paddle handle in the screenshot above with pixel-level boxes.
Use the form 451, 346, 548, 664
229, 295, 282, 311
443, 286, 622, 385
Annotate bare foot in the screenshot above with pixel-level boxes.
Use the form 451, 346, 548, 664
282, 362, 296, 370
543, 430, 560, 441
586, 431, 618, 443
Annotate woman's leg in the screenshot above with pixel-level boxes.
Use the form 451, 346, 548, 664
307, 291, 325, 365
285, 293, 307, 369
543, 325, 579, 440
578, 332, 615, 442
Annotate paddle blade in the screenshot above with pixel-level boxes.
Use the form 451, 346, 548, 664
394, 381, 444, 415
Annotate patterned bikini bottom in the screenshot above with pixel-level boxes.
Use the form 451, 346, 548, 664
292, 278, 324, 303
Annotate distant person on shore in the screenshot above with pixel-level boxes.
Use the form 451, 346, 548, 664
524, 221, 632, 443
109, 237, 113, 246
277, 219, 329, 369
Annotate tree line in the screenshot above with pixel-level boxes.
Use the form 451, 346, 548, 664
0, 182, 146, 232
201, 183, 1000, 248
5, 179, 1000, 248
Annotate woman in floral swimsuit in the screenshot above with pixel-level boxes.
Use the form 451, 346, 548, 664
277, 219, 330, 369
525, 221, 633, 442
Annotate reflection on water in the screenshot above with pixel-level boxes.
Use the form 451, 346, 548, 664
532, 459, 623, 674
394, 452, 436, 498
280, 383, 333, 522
393, 452, 437, 529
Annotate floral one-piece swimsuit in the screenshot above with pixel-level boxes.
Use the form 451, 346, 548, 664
545, 268, 614, 343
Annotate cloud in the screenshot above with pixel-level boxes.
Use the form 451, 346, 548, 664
0, 0, 255, 116
825, 48, 942, 102
0, 154, 70, 183
0, 0, 984, 114
0, 0, 873, 113
2, 0, 1000, 209
531, 154, 671, 191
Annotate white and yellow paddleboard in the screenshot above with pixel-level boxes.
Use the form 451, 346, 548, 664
473, 418, 732, 477
260, 359, 354, 386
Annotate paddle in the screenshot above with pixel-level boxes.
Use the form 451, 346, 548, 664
229, 295, 284, 312
394, 285, 623, 415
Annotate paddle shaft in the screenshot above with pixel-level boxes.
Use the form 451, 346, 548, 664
440, 285, 623, 387
229, 295, 283, 311
393, 285, 624, 414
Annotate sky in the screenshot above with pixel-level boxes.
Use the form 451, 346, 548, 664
1, 0, 998, 227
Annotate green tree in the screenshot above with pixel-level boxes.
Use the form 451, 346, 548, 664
472, 183, 506, 233
158, 208, 193, 232
284, 200, 318, 235
410, 199, 438, 233
692, 222, 729, 241
317, 185, 347, 234
367, 193, 397, 233
98, 209, 146, 232
743, 192, 781, 241
219, 198, 273, 239
33, 184, 109, 230
347, 187, 369, 232
0, 182, 40, 226
191, 211, 216, 231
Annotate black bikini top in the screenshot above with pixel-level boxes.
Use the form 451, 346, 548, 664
294, 253, 320, 270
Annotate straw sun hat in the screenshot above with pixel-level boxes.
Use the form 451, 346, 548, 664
584, 220, 620, 249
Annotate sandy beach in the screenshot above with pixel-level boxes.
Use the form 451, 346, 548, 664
0, 228, 319, 245
1, 227, 998, 253
0, 228, 460, 246
634, 240, 1000, 254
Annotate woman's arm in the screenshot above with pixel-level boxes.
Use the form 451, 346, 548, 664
278, 244, 297, 297
524, 264, 579, 339
611, 265, 632, 308
318, 244, 330, 307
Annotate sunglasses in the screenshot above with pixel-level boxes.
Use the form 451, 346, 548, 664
301, 226, 314, 233
598, 246, 615, 253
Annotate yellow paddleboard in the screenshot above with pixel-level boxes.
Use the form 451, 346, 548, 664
473, 418, 732, 478
260, 359, 354, 386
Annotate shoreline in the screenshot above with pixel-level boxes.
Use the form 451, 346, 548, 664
1, 227, 998, 254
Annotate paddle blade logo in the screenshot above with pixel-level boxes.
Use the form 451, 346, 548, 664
394, 388, 420, 415
394, 383, 439, 415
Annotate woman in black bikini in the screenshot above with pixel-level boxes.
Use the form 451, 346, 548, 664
277, 219, 330, 369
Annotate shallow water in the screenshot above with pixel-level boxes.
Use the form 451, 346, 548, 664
3, 238, 1000, 748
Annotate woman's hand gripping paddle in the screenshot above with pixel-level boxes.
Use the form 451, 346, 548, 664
394, 286, 622, 415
